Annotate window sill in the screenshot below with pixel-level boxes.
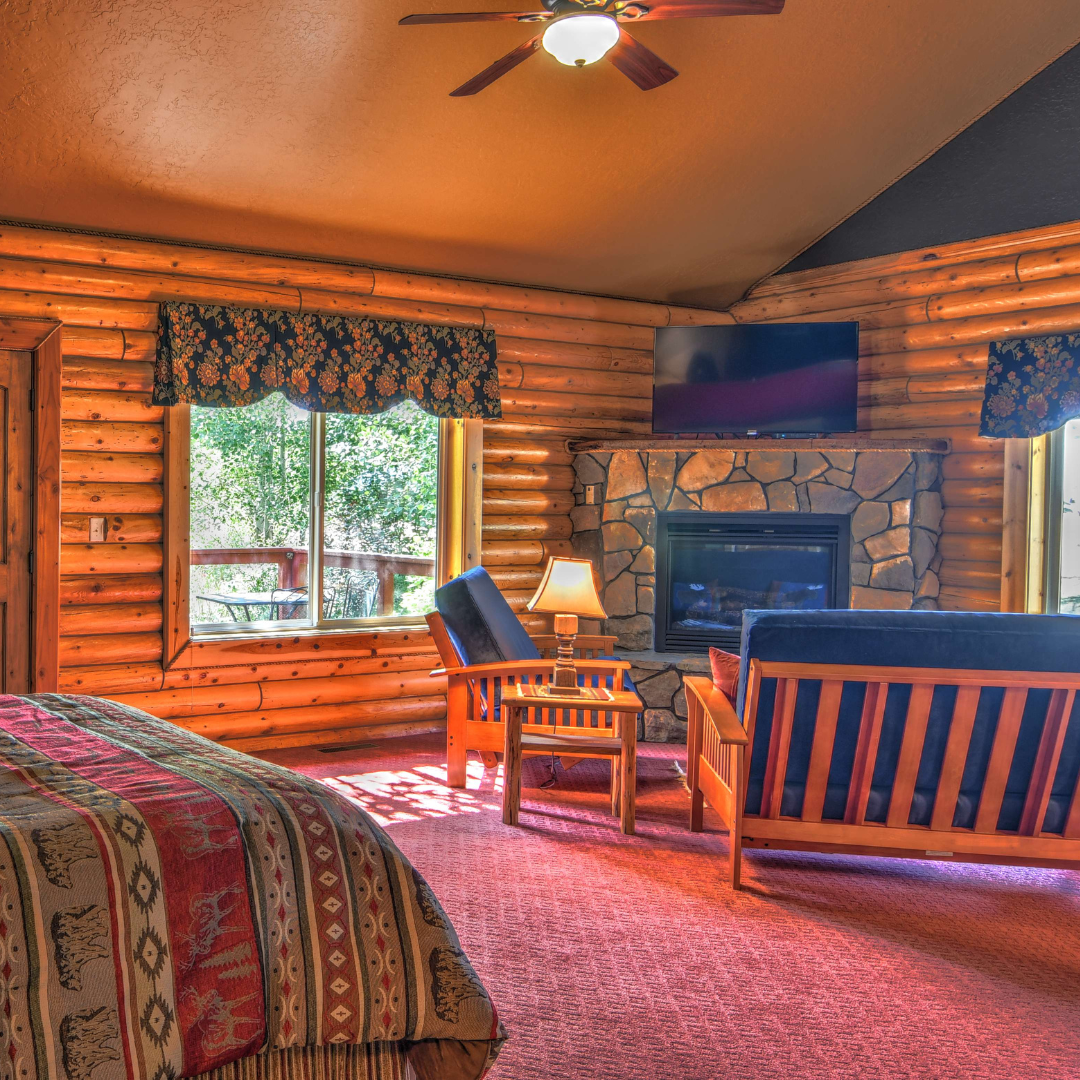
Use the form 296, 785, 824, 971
190, 618, 428, 644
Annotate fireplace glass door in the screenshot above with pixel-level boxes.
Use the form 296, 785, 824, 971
656, 512, 851, 652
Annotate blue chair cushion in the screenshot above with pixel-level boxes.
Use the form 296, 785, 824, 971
737, 610, 1080, 831
435, 566, 540, 665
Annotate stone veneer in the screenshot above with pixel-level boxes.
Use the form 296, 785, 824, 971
570, 446, 946, 741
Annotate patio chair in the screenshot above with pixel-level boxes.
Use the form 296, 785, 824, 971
427, 566, 635, 788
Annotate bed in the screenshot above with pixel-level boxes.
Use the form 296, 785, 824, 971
0, 693, 504, 1080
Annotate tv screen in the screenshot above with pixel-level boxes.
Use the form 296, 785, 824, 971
652, 322, 859, 435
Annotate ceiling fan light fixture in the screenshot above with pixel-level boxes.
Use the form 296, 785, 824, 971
542, 13, 619, 67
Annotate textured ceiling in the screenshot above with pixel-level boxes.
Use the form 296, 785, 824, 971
2, 1, 1080, 306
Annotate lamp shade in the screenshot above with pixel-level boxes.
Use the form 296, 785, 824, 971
527, 557, 607, 618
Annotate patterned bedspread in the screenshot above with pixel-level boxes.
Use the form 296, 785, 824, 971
0, 695, 503, 1080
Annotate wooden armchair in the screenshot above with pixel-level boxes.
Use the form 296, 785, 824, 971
427, 610, 630, 787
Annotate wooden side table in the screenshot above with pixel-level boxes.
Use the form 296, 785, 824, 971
501, 683, 642, 834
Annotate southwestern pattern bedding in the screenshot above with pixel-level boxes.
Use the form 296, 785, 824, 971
0, 694, 504, 1080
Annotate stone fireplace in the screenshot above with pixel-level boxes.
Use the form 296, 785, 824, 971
568, 441, 947, 740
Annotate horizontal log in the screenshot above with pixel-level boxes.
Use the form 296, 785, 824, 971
861, 302, 1080, 355
0, 285, 158, 331
499, 361, 651, 398
372, 266, 691, 327
498, 388, 651, 422
749, 296, 930, 331
733, 255, 1021, 321
482, 462, 576, 489
61, 514, 162, 543
177, 694, 446, 741
938, 562, 1002, 589
860, 345, 990, 379
486, 310, 651, 352
937, 586, 1001, 612
487, 567, 545, 592
62, 359, 155, 393
1017, 244, 1080, 282
941, 479, 1004, 508
62, 451, 163, 485
59, 663, 164, 695
59, 632, 162, 667
173, 628, 432, 669
62, 483, 164, 514
0, 223, 377, 293
222, 715, 446, 753
941, 507, 1004, 533
60, 573, 163, 606
928, 277, 1080, 324
63, 390, 163, 423
499, 591, 534, 612
496, 337, 652, 374
108, 683, 262, 720
863, 399, 981, 428
483, 438, 573, 467
61, 543, 162, 575
749, 220, 1080, 297
64, 328, 157, 362
481, 489, 575, 516
160, 651, 437, 690
937, 532, 1002, 563
63, 420, 163, 454
258, 670, 437, 712
59, 603, 162, 636
491, 414, 650, 437
859, 373, 984, 407
482, 516, 573, 540
481, 540, 573, 565
941, 453, 1005, 480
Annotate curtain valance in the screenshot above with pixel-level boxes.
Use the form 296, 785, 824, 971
153, 302, 501, 419
980, 333, 1080, 438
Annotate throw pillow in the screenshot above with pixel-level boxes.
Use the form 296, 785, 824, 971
709, 647, 741, 699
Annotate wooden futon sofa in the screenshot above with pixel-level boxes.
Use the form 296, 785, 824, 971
686, 609, 1080, 888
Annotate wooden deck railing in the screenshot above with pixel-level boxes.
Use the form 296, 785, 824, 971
191, 547, 435, 615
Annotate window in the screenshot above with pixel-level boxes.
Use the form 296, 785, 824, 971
187, 395, 440, 632
163, 398, 481, 657
1044, 420, 1080, 613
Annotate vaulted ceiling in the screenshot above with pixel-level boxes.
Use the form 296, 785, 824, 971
2, 1, 1080, 306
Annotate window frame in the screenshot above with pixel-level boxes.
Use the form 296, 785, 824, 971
162, 403, 482, 666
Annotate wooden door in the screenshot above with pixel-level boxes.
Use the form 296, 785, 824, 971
0, 350, 33, 691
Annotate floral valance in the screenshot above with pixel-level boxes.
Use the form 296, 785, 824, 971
980, 333, 1080, 438
153, 302, 501, 418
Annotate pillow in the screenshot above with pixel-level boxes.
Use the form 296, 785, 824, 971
709, 647, 741, 700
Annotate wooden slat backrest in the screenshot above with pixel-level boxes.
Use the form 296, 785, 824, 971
1019, 688, 1075, 835
747, 660, 1080, 833
801, 680, 844, 823
844, 682, 888, 825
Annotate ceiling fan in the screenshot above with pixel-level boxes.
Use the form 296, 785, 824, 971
400, 0, 784, 96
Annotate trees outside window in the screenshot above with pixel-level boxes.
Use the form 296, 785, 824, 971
189, 395, 439, 630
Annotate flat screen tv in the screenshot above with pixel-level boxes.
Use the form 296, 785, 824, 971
652, 322, 859, 435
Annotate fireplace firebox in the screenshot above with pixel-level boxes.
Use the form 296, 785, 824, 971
655, 511, 851, 652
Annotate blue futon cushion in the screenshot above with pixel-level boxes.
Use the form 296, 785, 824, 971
737, 610, 1080, 832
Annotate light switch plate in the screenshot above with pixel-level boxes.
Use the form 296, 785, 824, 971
89, 516, 107, 542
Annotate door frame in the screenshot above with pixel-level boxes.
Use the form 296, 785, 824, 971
0, 317, 62, 691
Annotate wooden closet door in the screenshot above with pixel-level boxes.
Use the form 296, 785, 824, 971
0, 350, 33, 692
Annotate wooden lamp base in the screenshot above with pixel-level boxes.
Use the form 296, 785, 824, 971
548, 612, 581, 696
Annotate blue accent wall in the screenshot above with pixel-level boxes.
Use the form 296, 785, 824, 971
784, 43, 1080, 273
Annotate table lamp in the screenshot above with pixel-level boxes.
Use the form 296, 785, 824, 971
527, 556, 608, 696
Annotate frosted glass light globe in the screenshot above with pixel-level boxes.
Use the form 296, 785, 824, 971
542, 13, 620, 67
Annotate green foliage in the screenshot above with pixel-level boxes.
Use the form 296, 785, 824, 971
190, 395, 438, 623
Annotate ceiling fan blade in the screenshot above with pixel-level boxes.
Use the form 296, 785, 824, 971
400, 10, 550, 23
449, 34, 544, 95
623, 0, 783, 20
607, 28, 678, 90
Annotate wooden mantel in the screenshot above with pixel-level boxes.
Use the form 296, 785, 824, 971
567, 437, 951, 454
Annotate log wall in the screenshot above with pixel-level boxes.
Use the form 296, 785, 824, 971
728, 218, 1080, 613
0, 223, 728, 750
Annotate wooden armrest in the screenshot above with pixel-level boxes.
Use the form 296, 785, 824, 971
436, 658, 631, 679
684, 675, 748, 745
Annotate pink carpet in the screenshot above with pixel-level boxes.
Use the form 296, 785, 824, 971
263, 735, 1080, 1080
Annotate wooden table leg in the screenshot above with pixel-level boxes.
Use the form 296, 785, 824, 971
620, 708, 637, 835
503, 703, 522, 826
610, 757, 621, 816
